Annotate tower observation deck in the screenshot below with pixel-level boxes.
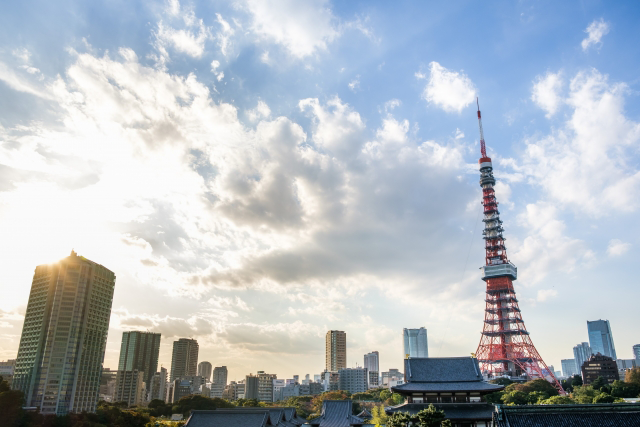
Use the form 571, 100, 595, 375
474, 99, 563, 393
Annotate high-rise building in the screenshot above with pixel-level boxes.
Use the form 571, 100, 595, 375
12, 251, 116, 415
587, 320, 617, 360
245, 374, 259, 400
114, 369, 146, 406
170, 338, 199, 381
364, 351, 379, 388
403, 328, 428, 358
118, 331, 161, 388
212, 365, 228, 385
634, 344, 640, 364
325, 330, 347, 372
561, 359, 577, 378
148, 367, 167, 402
197, 361, 212, 382
573, 342, 593, 374
338, 368, 368, 394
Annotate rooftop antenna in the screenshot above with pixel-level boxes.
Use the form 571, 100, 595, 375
477, 97, 487, 158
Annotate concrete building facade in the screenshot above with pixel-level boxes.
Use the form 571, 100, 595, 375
582, 353, 619, 385
99, 368, 117, 402
587, 320, 617, 360
325, 330, 347, 372
633, 344, 640, 365
148, 367, 167, 402
364, 351, 380, 388
403, 328, 428, 358
170, 338, 199, 381
561, 359, 577, 378
245, 375, 259, 400
114, 369, 146, 407
118, 331, 161, 388
197, 361, 212, 382
338, 367, 368, 394
213, 365, 228, 385
257, 371, 277, 402
12, 251, 116, 415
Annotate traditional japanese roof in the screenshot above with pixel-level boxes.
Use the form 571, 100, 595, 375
218, 408, 287, 426
307, 400, 365, 427
391, 357, 504, 393
281, 407, 305, 424
385, 403, 495, 421
493, 403, 640, 427
184, 410, 269, 427
356, 409, 372, 419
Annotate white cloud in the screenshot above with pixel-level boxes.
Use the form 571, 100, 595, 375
210, 60, 224, 81
607, 239, 630, 257
0, 62, 52, 99
517, 69, 640, 216
348, 75, 360, 92
582, 19, 610, 51
12, 48, 31, 63
532, 71, 563, 117
246, 100, 271, 122
243, 0, 339, 58
155, 20, 211, 58
422, 62, 476, 113
215, 13, 234, 56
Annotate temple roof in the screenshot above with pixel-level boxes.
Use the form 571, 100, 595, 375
307, 400, 365, 427
391, 357, 504, 393
185, 410, 269, 427
493, 403, 640, 427
386, 403, 495, 421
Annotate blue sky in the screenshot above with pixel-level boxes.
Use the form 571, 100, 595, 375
0, 0, 639, 380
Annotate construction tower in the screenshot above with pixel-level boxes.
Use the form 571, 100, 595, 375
474, 99, 563, 392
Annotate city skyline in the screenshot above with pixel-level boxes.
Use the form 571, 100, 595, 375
1, 0, 640, 379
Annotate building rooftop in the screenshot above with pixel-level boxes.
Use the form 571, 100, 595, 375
307, 400, 365, 427
386, 403, 495, 421
493, 403, 640, 427
391, 357, 504, 393
185, 410, 270, 427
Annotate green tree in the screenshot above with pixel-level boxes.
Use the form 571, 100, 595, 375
591, 376, 607, 392
539, 395, 575, 405
370, 405, 388, 427
379, 389, 392, 402
490, 378, 514, 386
501, 391, 529, 406
610, 380, 640, 398
0, 380, 24, 427
593, 392, 616, 403
386, 412, 413, 427
526, 391, 549, 404
571, 375, 583, 387
626, 367, 640, 385
441, 420, 452, 427
571, 385, 598, 404
390, 393, 404, 405
172, 395, 235, 415
415, 405, 446, 427
484, 391, 505, 404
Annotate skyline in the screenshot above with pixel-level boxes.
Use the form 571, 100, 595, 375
1, 0, 640, 380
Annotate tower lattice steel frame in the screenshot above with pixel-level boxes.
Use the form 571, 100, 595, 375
474, 100, 563, 393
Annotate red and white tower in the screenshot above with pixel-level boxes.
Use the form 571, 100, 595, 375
474, 99, 563, 392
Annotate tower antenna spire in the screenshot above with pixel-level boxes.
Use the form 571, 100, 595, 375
477, 97, 487, 158
474, 104, 564, 394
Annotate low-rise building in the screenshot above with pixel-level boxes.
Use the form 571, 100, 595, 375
581, 353, 619, 385
99, 368, 118, 402
171, 379, 192, 403
300, 381, 324, 396
148, 367, 167, 402
114, 370, 146, 407
257, 371, 277, 402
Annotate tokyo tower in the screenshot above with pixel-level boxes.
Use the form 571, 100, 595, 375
474, 99, 563, 392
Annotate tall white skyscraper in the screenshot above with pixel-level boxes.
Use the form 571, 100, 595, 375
403, 328, 428, 358
573, 342, 593, 372
12, 251, 116, 415
197, 361, 213, 382
587, 319, 617, 360
364, 351, 380, 388
561, 359, 577, 378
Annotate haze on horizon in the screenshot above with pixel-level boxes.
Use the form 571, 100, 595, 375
0, 0, 639, 380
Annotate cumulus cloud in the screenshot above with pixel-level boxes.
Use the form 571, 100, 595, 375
421, 62, 476, 113
348, 75, 360, 92
517, 69, 640, 216
246, 100, 271, 122
582, 19, 610, 51
607, 239, 630, 257
243, 0, 339, 58
154, 2, 212, 62
532, 72, 563, 117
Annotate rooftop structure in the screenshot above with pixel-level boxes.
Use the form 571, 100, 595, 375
473, 101, 562, 392
308, 400, 365, 427
387, 356, 503, 425
493, 403, 640, 427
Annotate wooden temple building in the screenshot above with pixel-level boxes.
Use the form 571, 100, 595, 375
386, 357, 504, 427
